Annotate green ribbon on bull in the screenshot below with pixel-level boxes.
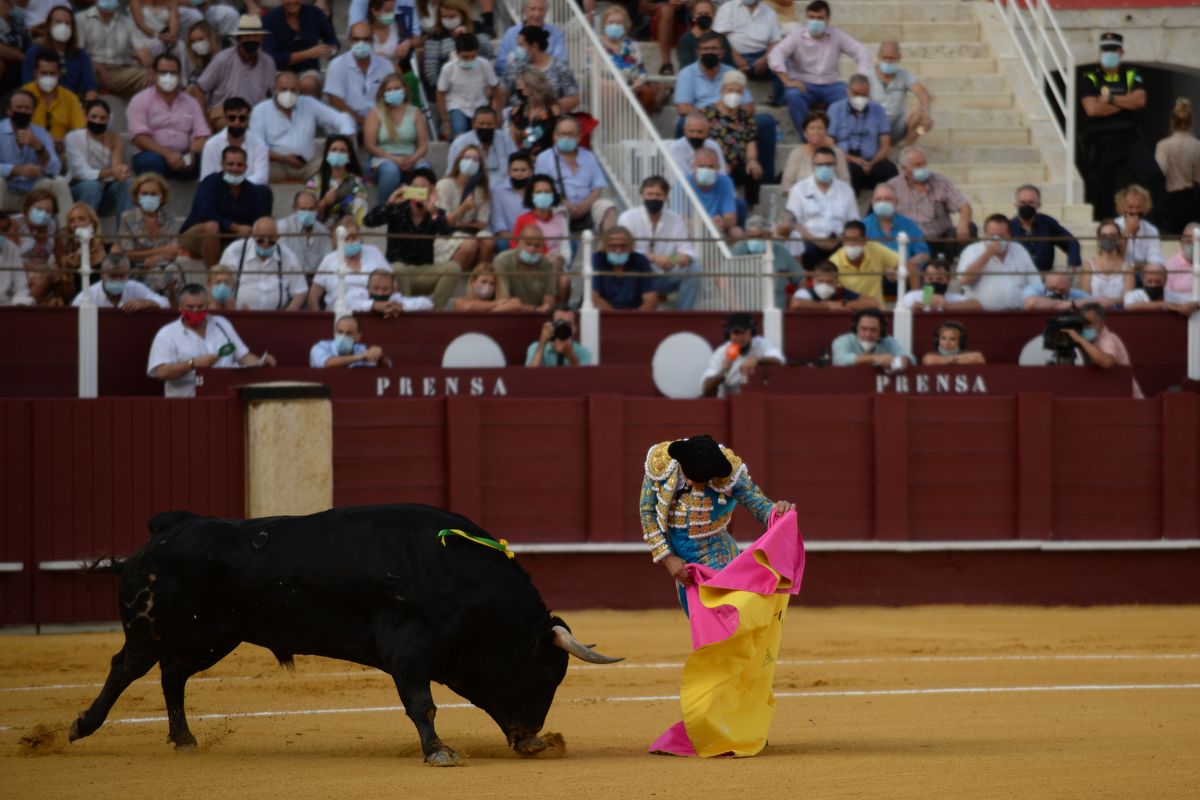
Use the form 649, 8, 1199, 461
437, 528, 515, 559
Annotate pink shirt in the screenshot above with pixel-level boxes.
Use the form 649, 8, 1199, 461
1095, 328, 1131, 366
767, 26, 871, 86
1165, 252, 1196, 299
127, 87, 211, 155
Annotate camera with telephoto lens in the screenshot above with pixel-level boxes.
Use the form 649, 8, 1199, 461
1043, 311, 1086, 364
552, 319, 573, 341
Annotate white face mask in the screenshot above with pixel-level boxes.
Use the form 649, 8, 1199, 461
473, 281, 495, 300
848, 95, 869, 112
36, 75, 58, 94
276, 90, 299, 109
441, 14, 462, 28
812, 281, 836, 300
50, 22, 72, 42
857, 337, 877, 353
191, 39, 211, 56
722, 91, 742, 109
843, 244, 863, 261
156, 72, 179, 92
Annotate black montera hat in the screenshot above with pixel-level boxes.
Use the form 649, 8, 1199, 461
1099, 32, 1123, 50
668, 435, 733, 483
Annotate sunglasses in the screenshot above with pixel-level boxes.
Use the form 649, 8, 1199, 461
225, 114, 248, 123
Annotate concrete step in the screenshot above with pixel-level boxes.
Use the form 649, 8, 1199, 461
919, 127, 1031, 147
828, 1, 978, 23
837, 22, 980, 43
931, 91, 1014, 111
921, 75, 1009, 94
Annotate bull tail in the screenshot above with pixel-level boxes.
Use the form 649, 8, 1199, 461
82, 556, 125, 576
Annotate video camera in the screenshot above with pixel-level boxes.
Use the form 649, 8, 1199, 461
1043, 311, 1086, 364
552, 319, 573, 341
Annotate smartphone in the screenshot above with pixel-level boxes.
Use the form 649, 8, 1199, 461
402, 186, 429, 201
922, 284, 934, 305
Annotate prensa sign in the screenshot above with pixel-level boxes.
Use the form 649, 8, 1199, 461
376, 375, 509, 397
876, 373, 990, 395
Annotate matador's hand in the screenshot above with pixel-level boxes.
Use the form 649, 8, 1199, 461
662, 554, 693, 585
773, 500, 796, 516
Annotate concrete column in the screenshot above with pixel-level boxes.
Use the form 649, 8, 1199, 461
240, 383, 333, 518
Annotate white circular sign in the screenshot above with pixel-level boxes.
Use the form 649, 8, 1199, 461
1017, 334, 1084, 366
442, 333, 507, 368
652, 332, 716, 399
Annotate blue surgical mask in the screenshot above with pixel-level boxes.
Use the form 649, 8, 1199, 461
1082, 328, 1098, 342
326, 151, 350, 168
806, 18, 826, 36
344, 241, 362, 257
937, 346, 959, 357
607, 251, 629, 266
223, 171, 245, 185
813, 165, 835, 184
28, 207, 52, 226
334, 333, 356, 355
103, 278, 127, 295
458, 58, 476, 70
872, 201, 895, 218
513, 47, 528, 63
138, 194, 161, 213
351, 42, 373, 59
255, 243, 276, 258
1099, 51, 1120, 70
211, 283, 234, 302
384, 88, 406, 106
604, 23, 625, 39
518, 248, 541, 264
378, 12, 395, 24
879, 61, 899, 76
296, 209, 317, 228
97, 0, 119, 10
532, 191, 554, 210
555, 137, 578, 154
458, 157, 480, 177
695, 167, 717, 186
746, 239, 766, 255
911, 167, 931, 183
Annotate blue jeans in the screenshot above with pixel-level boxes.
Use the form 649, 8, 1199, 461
131, 150, 198, 180
72, 178, 133, 221
655, 260, 702, 309
738, 49, 785, 105
449, 109, 472, 137
371, 158, 432, 206
784, 81, 848, 138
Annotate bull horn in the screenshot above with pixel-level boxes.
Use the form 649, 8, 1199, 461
552, 625, 624, 664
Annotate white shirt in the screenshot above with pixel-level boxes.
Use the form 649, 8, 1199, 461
75, 7, 136, 65
900, 288, 970, 309
64, 129, 115, 182
24, 0, 57, 28
0, 239, 31, 305
313, 245, 391, 299
146, 316, 250, 397
713, 0, 783, 54
248, 96, 357, 161
1114, 216, 1165, 267
785, 176, 859, 239
217, 239, 309, 310
956, 240, 1041, 310
664, 137, 727, 179
324, 51, 395, 119
277, 213, 332, 275
200, 129, 270, 185
701, 336, 785, 398
616, 206, 696, 271
346, 288, 434, 312
437, 57, 499, 117
73, 280, 169, 308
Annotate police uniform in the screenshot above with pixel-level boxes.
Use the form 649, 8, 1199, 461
1078, 32, 1165, 220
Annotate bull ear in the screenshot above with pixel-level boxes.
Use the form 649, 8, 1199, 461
551, 624, 624, 664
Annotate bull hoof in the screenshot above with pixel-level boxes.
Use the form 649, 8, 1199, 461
515, 731, 566, 758
172, 732, 199, 752
513, 737, 548, 756
67, 718, 83, 743
425, 748, 462, 767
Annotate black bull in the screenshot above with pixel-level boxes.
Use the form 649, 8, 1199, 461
70, 504, 622, 765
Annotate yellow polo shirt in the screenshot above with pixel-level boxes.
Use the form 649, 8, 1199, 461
830, 241, 898, 302
23, 82, 86, 142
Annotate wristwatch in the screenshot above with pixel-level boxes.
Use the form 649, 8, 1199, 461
188, 358, 195, 370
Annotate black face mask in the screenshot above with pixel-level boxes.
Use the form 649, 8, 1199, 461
9, 111, 32, 129
226, 125, 247, 139
510, 176, 529, 189
644, 198, 664, 215
87, 121, 107, 135
930, 282, 948, 295
1145, 286, 1164, 301
369, 293, 392, 302
475, 127, 495, 145
686, 135, 706, 150
1017, 203, 1037, 221
695, 14, 713, 30
699, 53, 720, 69
240, 41, 261, 56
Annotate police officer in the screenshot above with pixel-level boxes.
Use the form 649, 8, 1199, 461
1079, 32, 1166, 220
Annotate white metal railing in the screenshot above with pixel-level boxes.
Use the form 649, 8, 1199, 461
506, 0, 767, 309
993, 0, 1078, 205
1189, 229, 1199, 381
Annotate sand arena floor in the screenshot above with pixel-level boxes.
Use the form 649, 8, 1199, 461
3, 606, 1199, 799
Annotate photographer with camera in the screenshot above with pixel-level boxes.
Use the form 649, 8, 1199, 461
526, 304, 593, 367
701, 312, 785, 397
1064, 302, 1132, 373
1022, 270, 1096, 311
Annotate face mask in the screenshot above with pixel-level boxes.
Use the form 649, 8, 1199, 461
36, 75, 58, 94
872, 201, 895, 218
513, 47, 529, 63
929, 282, 948, 295
843, 244, 863, 261
1145, 285, 1164, 301
97, 0, 119, 11
9, 111, 32, 129
813, 165, 835, 184
911, 167, 931, 183
990, 235, 1008, 254
607, 251, 629, 266
191, 39, 211, 56
643, 198, 664, 215
1098, 237, 1118, 253
699, 52, 721, 69
255, 243, 276, 258
211, 283, 234, 302
741, 0, 755, 5
518, 248, 541, 264
806, 18, 826, 36
227, 124, 250, 140
879, 61, 898, 76
76, 224, 95, 238
472, 281, 495, 300
384, 88, 406, 106
351, 41, 372, 59
442, 15, 462, 28
475, 127, 495, 146
813, 281, 836, 300
695, 167, 717, 187
696, 14, 713, 30
369, 292, 392, 301
296, 209, 317, 227
28, 207, 51, 227
604, 23, 625, 39
138, 194, 161, 213
1082, 328, 1098, 342
343, 241, 362, 257
937, 346, 959, 357
157, 73, 179, 92
334, 333, 356, 355
555, 137, 578, 154
1100, 51, 1120, 70
857, 337, 876, 353
50, 22, 72, 42
1017, 203, 1037, 221
685, 135, 706, 150
510, 176, 529, 189
326, 151, 350, 168
87, 121, 107, 136
846, 94, 870, 112
532, 191, 554, 210
276, 90, 299, 109
241, 41, 261, 56
379, 12, 395, 25
458, 157, 480, 177
181, 309, 208, 327
223, 171, 246, 185
103, 278, 127, 295
745, 239, 766, 255
722, 92, 742, 109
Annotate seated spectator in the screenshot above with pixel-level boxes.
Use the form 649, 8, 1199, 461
526, 303, 592, 366
181, 145, 273, 267
599, 5, 661, 113
1009, 183, 1082, 272
921, 322, 986, 366
191, 15, 275, 129
1114, 183, 1165, 268
180, 21, 219, 88
363, 73, 431, 204
73, 252, 169, 309
885, 145, 975, 258
128, 53, 210, 179
1080, 219, 1134, 306
0, 1, 32, 100
828, 73, 898, 193
733, 214, 804, 309
1022, 270, 1094, 311
326, 22, 393, 130
789, 260, 877, 311
781, 111, 850, 199
534, 117, 617, 235
349, 267, 434, 316
26, 51, 84, 147
785, 145, 858, 269
0, 212, 32, 305
1123, 262, 1199, 315
120, 172, 183, 296
422, 0, 495, 97
1155, 98, 1200, 235
307, 219, 391, 309
17, 188, 59, 263
215, 217, 309, 310
362, 169, 465, 310
436, 34, 499, 140
307, 136, 369, 227
831, 308, 912, 368
591, 226, 657, 311
26, 259, 70, 305
617, 176, 701, 310
251, 71, 357, 182
22, 4, 97, 100
278, 190, 331, 279
310, 314, 389, 368
675, 1, 730, 72
489, 150, 533, 244
704, 71, 763, 208
60, 201, 106, 277
957, 214, 1041, 310
66, 99, 133, 223
177, 0, 239, 41
1065, 302, 1133, 375
830, 220, 895, 303
713, 0, 783, 102
367, 0, 417, 63
298, 69, 326, 99
701, 311, 784, 397
449, 107, 516, 189
262, 0, 339, 75
900, 255, 982, 312
436, 144, 492, 264
200, 98, 270, 185
688, 147, 740, 239
511, 173, 571, 278
206, 263, 236, 310
506, 68, 560, 159
147, 282, 277, 397
497, 25, 578, 113
769, 0, 870, 137
0, 89, 72, 221
869, 41, 934, 148
494, 225, 555, 311
864, 182, 930, 283
451, 262, 524, 311
129, 0, 180, 70
666, 112, 728, 179
1165, 222, 1198, 301
494, 0, 565, 76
